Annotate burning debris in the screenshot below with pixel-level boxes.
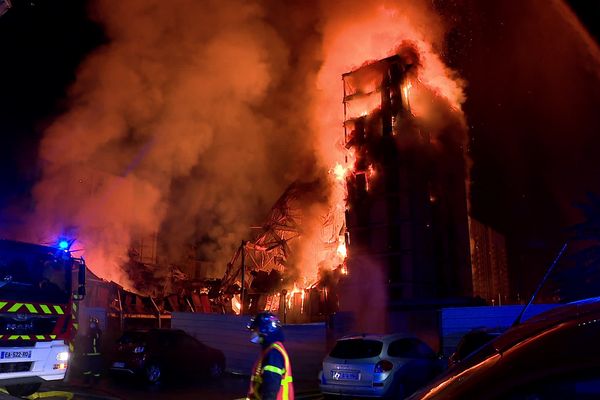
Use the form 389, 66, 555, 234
217, 180, 345, 320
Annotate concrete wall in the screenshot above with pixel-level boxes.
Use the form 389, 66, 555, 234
172, 312, 327, 382
440, 304, 559, 356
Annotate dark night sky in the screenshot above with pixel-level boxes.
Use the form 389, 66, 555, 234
0, 0, 599, 298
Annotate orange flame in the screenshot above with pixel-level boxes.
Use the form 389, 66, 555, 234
337, 241, 347, 258
231, 295, 241, 315
332, 163, 348, 182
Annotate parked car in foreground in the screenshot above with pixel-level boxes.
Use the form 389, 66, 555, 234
110, 329, 225, 384
408, 296, 600, 400
320, 333, 443, 399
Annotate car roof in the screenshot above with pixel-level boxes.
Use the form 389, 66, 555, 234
493, 296, 600, 352
338, 333, 417, 343
123, 328, 187, 335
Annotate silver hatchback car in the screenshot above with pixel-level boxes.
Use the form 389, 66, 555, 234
320, 333, 443, 399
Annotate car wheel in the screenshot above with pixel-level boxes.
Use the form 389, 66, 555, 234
144, 362, 162, 384
208, 361, 224, 379
5, 383, 42, 397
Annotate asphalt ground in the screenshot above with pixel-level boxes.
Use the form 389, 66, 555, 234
20, 372, 324, 400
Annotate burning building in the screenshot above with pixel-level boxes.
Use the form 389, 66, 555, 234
339, 52, 472, 333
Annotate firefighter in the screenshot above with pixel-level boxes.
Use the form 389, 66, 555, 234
82, 316, 102, 385
246, 312, 294, 400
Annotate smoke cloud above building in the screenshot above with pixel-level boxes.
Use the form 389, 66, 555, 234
23, 0, 466, 291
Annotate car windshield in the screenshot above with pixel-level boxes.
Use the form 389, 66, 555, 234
330, 339, 383, 359
0, 247, 71, 304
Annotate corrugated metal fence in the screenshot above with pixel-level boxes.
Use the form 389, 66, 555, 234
172, 312, 326, 382
439, 304, 559, 356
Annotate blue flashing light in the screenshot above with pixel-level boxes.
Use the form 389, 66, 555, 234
58, 240, 69, 250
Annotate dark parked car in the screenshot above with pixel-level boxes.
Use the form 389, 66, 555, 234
447, 329, 501, 367
408, 296, 600, 399
110, 329, 225, 384
320, 333, 444, 399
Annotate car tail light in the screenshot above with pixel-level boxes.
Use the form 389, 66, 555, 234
374, 360, 394, 373
133, 346, 145, 354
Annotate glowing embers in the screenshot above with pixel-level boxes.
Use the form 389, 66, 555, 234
350, 164, 377, 193
336, 241, 347, 258
231, 294, 241, 315
402, 80, 412, 111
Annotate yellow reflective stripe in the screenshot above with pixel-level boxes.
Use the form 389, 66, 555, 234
25, 304, 38, 313
8, 335, 32, 340
271, 343, 291, 369
8, 303, 23, 312
270, 342, 292, 399
28, 390, 74, 399
40, 304, 52, 314
282, 376, 291, 399
263, 365, 284, 375
53, 305, 64, 315
50, 335, 56, 339
0, 302, 7, 311
73, 323, 79, 330
36, 335, 45, 340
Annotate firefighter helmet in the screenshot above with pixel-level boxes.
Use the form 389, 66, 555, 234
89, 316, 99, 328
247, 312, 283, 343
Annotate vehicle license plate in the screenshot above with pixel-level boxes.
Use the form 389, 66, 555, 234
0, 350, 31, 360
331, 370, 359, 381
112, 362, 125, 368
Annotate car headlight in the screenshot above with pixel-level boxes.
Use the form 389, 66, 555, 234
56, 351, 69, 362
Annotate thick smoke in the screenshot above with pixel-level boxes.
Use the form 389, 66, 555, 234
26, 0, 467, 296
29, 0, 319, 287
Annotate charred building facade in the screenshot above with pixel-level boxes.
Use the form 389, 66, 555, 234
469, 218, 509, 305
340, 55, 472, 333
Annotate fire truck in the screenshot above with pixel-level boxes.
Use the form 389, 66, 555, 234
0, 239, 85, 397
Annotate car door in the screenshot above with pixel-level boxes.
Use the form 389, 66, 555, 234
155, 331, 180, 374
387, 338, 438, 393
176, 333, 209, 375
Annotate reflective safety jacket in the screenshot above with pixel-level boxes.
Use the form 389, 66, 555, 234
247, 341, 294, 400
